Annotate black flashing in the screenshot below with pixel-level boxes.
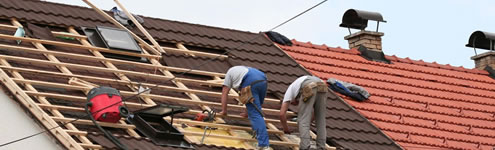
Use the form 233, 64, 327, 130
340, 9, 386, 30
484, 65, 495, 79
265, 31, 292, 46
466, 31, 495, 50
357, 45, 391, 64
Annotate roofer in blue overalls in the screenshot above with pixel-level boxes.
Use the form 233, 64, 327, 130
280, 75, 328, 150
220, 66, 269, 149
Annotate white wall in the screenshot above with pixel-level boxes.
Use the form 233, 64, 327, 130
0, 91, 63, 150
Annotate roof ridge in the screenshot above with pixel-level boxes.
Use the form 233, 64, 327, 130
289, 39, 491, 77
290, 39, 360, 55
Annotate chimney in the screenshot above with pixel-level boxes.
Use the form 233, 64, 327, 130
466, 31, 495, 70
344, 31, 384, 50
339, 9, 386, 51
339, 9, 390, 63
471, 52, 495, 69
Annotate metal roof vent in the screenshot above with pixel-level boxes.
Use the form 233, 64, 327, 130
466, 31, 495, 55
127, 104, 193, 149
340, 9, 386, 33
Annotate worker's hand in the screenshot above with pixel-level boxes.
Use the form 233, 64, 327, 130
290, 99, 299, 105
283, 127, 291, 134
219, 111, 228, 116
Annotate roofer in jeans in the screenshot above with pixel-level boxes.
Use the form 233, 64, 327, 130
280, 75, 328, 150
220, 66, 270, 149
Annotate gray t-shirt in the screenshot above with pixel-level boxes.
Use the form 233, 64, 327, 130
283, 75, 322, 103
223, 66, 249, 90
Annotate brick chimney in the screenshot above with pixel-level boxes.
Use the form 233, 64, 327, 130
471, 51, 495, 69
344, 30, 384, 50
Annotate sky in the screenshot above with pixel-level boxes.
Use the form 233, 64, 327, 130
46, 0, 495, 68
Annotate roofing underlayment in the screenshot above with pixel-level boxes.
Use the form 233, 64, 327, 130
279, 40, 495, 150
0, 0, 400, 150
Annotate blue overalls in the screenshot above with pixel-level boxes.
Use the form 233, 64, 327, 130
240, 67, 269, 147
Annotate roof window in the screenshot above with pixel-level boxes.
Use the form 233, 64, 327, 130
82, 26, 147, 62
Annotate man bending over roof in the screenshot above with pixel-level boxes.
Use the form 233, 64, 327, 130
280, 75, 328, 150
220, 66, 270, 149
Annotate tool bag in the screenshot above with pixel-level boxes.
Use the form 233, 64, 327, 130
301, 81, 327, 102
239, 80, 266, 105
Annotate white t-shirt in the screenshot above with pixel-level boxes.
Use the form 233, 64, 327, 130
282, 76, 310, 103
223, 66, 249, 90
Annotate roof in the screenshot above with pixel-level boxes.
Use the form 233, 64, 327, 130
279, 40, 495, 150
0, 0, 401, 150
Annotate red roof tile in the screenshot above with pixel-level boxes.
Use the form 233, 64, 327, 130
279, 40, 495, 150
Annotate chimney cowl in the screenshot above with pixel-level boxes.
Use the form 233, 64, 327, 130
466, 31, 495, 70
339, 9, 386, 31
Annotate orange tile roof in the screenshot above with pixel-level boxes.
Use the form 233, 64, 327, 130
279, 40, 495, 150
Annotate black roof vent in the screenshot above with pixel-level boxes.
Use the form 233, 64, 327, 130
358, 45, 390, 64
82, 26, 147, 62
465, 31, 495, 55
265, 31, 292, 46
340, 9, 386, 32
127, 104, 193, 149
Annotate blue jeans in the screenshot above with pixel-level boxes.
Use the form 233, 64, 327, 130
240, 68, 269, 147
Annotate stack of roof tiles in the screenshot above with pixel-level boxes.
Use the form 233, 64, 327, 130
0, 0, 401, 149
279, 40, 495, 150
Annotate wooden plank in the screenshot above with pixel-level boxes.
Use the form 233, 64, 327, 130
0, 43, 224, 77
51, 31, 87, 40
0, 24, 86, 39
0, 33, 160, 59
176, 43, 195, 57
0, 54, 223, 87
82, 0, 160, 55
79, 143, 103, 149
52, 117, 136, 129
113, 0, 165, 53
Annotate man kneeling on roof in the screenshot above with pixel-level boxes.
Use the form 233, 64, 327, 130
280, 75, 328, 150
219, 66, 270, 149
